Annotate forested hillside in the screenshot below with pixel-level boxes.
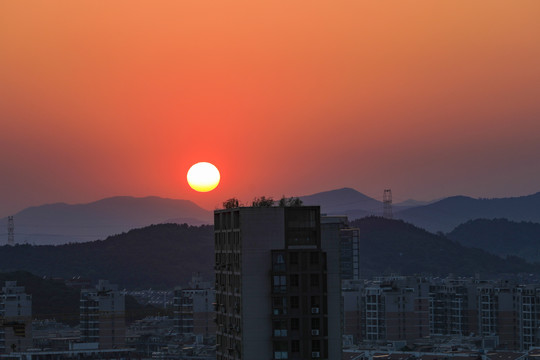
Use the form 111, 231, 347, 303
0, 224, 214, 289
350, 217, 540, 278
1, 218, 537, 292
448, 218, 540, 263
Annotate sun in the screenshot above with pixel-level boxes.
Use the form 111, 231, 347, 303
187, 162, 220, 192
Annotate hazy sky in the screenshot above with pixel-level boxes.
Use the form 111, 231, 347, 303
1, 1, 540, 217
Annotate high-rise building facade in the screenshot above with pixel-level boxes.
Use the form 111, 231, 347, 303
343, 276, 430, 344
429, 279, 478, 337
320, 216, 360, 281
174, 274, 216, 341
80, 280, 126, 349
476, 282, 518, 350
214, 206, 341, 360
340, 227, 360, 281
0, 281, 32, 354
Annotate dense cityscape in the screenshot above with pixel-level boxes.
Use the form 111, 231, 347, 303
2, 1, 540, 359
2, 201, 540, 360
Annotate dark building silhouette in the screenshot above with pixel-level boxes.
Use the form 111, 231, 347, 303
214, 206, 341, 360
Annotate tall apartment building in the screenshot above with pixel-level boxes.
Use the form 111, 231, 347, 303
340, 227, 360, 281
343, 277, 430, 344
429, 279, 478, 336
0, 281, 32, 354
214, 205, 341, 360
476, 282, 519, 350
80, 280, 126, 349
321, 216, 360, 281
174, 274, 216, 341
515, 285, 540, 351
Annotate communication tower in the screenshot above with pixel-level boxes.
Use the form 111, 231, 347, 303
383, 189, 393, 219
8, 215, 14, 245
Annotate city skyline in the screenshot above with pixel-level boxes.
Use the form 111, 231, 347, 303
2, 1, 540, 217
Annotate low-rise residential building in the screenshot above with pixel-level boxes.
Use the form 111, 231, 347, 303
0, 281, 32, 354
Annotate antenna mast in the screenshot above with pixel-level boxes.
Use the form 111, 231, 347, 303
383, 189, 393, 219
7, 216, 14, 245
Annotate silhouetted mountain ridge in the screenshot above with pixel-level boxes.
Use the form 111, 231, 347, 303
0, 196, 212, 245
5, 189, 539, 245
448, 218, 540, 263
300, 188, 381, 219
394, 192, 540, 233
1, 219, 538, 290
0, 223, 214, 289
350, 216, 540, 278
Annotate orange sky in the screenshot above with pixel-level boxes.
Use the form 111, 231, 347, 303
1, 1, 540, 216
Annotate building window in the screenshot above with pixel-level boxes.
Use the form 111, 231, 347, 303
273, 252, 286, 272
273, 341, 289, 359
291, 318, 299, 330
214, 213, 220, 230
233, 211, 240, 228
273, 320, 288, 337
273, 297, 288, 315
289, 252, 299, 265
290, 274, 299, 287
290, 296, 299, 309
273, 276, 287, 293
291, 340, 300, 353
310, 252, 319, 265
310, 274, 319, 288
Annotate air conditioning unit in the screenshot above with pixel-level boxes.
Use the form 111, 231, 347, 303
311, 329, 319, 336
312, 352, 320, 358
311, 307, 320, 314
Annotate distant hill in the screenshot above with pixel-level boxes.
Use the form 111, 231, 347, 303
394, 199, 437, 207
394, 192, 540, 233
0, 196, 212, 245
4, 190, 540, 246
350, 217, 540, 278
300, 188, 382, 219
0, 223, 214, 289
0, 271, 160, 325
448, 218, 540, 263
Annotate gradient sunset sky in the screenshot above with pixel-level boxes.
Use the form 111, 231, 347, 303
1, 1, 539, 217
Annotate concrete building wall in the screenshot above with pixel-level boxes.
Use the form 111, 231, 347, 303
497, 291, 518, 350
240, 207, 285, 360
215, 206, 341, 360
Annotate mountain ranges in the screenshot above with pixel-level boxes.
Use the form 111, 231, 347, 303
2, 217, 540, 291
3, 188, 540, 245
